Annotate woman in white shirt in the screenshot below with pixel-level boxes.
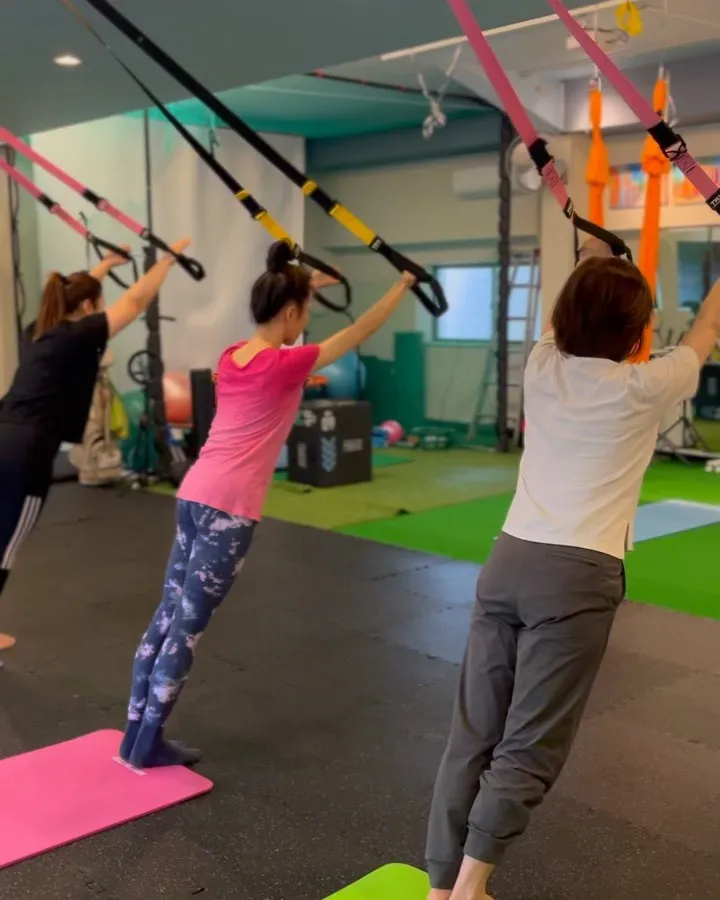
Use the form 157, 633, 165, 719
426, 237, 718, 900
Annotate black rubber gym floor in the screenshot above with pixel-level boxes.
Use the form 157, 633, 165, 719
1, 484, 720, 899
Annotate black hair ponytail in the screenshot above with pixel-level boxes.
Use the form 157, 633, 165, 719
266, 240, 295, 274
250, 241, 312, 325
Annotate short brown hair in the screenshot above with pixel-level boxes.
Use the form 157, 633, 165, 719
551, 256, 653, 362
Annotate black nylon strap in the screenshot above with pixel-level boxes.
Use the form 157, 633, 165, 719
57, 1, 205, 281
77, 0, 309, 191
70, 0, 444, 317
647, 121, 682, 153
63, 0, 348, 306
527, 139, 631, 260
88, 232, 139, 290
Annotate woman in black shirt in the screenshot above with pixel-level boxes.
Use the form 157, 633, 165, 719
0, 237, 191, 654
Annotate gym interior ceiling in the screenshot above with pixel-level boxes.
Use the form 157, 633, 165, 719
0, 0, 643, 136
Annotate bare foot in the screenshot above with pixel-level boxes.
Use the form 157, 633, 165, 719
449, 857, 495, 900
0, 634, 16, 651
451, 894, 493, 900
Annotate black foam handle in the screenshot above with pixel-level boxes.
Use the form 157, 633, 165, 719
88, 234, 138, 290
381, 246, 448, 317
410, 278, 449, 319
572, 214, 633, 262
299, 249, 352, 312
145, 232, 205, 281
91, 234, 133, 261
174, 253, 205, 281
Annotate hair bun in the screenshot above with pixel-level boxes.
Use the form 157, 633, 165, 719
266, 240, 294, 274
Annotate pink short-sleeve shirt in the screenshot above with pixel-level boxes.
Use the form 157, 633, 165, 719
178, 342, 319, 520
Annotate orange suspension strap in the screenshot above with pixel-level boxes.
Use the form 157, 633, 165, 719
586, 78, 610, 227
630, 72, 672, 363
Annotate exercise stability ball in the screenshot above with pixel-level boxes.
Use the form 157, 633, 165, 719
380, 420, 404, 445
318, 351, 366, 400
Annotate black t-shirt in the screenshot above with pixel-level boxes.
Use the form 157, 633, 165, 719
0, 313, 110, 444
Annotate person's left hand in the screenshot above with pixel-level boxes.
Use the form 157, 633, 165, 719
104, 244, 132, 268
311, 270, 341, 292
577, 236, 614, 263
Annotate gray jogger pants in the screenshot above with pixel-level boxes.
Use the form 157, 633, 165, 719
426, 532, 625, 889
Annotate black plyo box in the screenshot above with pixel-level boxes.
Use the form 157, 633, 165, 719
287, 400, 372, 487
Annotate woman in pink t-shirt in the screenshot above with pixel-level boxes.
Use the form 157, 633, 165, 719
119, 241, 416, 768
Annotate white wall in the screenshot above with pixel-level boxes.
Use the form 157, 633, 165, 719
28, 115, 304, 393
304, 153, 540, 423
149, 120, 305, 376
31, 115, 149, 394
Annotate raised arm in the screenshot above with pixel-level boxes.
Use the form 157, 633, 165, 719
312, 273, 416, 372
106, 239, 191, 339
681, 280, 720, 366
90, 246, 132, 282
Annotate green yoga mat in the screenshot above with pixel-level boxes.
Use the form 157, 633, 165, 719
324, 865, 428, 899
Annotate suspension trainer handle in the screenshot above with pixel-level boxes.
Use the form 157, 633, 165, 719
379, 244, 448, 318
298, 249, 352, 312
571, 214, 633, 262
144, 232, 205, 281
87, 232, 139, 290
527, 137, 632, 262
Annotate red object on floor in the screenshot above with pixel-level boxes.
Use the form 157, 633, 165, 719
0, 729, 213, 869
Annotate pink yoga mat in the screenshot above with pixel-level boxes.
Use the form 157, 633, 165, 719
0, 729, 213, 869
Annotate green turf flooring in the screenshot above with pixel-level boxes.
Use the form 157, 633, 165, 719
262, 448, 519, 530
339, 459, 720, 620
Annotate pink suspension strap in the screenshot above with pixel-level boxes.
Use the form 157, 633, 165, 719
0, 156, 139, 286
545, 0, 720, 213
0, 127, 205, 280
446, 0, 632, 259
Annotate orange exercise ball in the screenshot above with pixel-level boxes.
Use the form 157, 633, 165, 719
163, 371, 192, 425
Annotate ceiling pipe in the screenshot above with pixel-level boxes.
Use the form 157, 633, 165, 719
381, 0, 631, 61
308, 70, 501, 114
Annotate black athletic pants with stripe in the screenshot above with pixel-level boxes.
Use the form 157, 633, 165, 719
0, 424, 56, 598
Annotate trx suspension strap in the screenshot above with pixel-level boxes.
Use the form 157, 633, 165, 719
546, 0, 720, 213
446, 0, 632, 260
65, 0, 448, 317
0, 156, 139, 287
60, 0, 350, 315
0, 127, 204, 282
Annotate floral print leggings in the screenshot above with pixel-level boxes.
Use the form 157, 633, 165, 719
126, 499, 256, 733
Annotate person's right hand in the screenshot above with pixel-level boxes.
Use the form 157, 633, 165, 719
104, 244, 132, 268
169, 237, 192, 256
401, 271, 417, 288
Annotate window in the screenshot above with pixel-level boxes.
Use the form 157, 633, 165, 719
434, 263, 541, 343
435, 266, 494, 342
